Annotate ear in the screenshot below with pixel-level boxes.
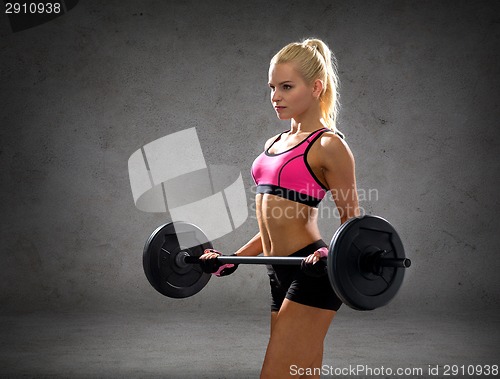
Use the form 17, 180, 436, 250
312, 79, 324, 99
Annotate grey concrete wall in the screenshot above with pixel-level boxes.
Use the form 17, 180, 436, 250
1, 0, 499, 317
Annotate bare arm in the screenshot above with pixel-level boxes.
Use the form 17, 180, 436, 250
305, 134, 360, 265
320, 134, 361, 225
234, 232, 262, 256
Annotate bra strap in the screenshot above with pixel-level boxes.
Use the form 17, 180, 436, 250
266, 129, 289, 152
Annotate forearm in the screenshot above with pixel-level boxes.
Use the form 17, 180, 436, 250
234, 232, 262, 257
338, 198, 361, 225
340, 207, 360, 225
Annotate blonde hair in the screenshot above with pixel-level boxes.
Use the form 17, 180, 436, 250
271, 38, 343, 138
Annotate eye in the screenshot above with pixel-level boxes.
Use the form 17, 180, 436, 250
269, 85, 275, 91
283, 84, 292, 90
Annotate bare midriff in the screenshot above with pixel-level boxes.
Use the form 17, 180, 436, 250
256, 193, 322, 257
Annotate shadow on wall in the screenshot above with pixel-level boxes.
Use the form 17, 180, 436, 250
4, 0, 79, 33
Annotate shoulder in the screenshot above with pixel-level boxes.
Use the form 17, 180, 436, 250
318, 130, 352, 153
317, 130, 355, 168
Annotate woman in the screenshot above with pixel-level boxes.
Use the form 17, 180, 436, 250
200, 38, 360, 378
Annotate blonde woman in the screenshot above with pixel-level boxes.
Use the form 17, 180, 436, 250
201, 38, 360, 378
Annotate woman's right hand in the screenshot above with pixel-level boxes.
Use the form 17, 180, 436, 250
199, 249, 239, 277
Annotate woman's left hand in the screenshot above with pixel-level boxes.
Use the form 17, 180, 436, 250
301, 247, 329, 277
304, 246, 329, 264
303, 250, 322, 265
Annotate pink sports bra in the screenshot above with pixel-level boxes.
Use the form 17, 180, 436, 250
251, 128, 329, 207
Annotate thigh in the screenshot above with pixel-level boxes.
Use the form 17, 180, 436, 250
286, 269, 343, 311
261, 299, 336, 378
267, 264, 295, 312
269, 240, 342, 312
270, 311, 278, 336
276, 299, 335, 353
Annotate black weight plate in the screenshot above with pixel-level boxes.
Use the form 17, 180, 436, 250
328, 215, 406, 310
143, 221, 212, 298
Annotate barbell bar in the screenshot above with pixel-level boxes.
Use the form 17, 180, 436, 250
143, 215, 411, 310
183, 255, 410, 268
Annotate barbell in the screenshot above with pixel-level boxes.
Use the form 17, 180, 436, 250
142, 215, 411, 311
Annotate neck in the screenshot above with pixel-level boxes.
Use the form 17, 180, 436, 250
288, 101, 326, 134
289, 117, 327, 134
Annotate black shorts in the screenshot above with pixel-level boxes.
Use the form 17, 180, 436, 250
267, 240, 342, 312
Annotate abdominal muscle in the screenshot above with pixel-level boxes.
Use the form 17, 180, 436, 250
256, 193, 322, 257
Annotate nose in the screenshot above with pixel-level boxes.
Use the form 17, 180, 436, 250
271, 89, 281, 103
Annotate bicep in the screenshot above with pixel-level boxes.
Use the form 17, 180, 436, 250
322, 139, 360, 223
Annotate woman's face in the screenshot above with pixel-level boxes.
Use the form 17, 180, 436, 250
268, 62, 317, 121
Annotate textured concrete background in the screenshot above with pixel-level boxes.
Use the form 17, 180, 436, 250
1, 1, 499, 377
1, 0, 499, 320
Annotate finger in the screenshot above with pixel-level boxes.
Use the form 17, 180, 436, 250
200, 253, 216, 260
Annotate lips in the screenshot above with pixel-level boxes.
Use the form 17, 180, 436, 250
275, 106, 286, 111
